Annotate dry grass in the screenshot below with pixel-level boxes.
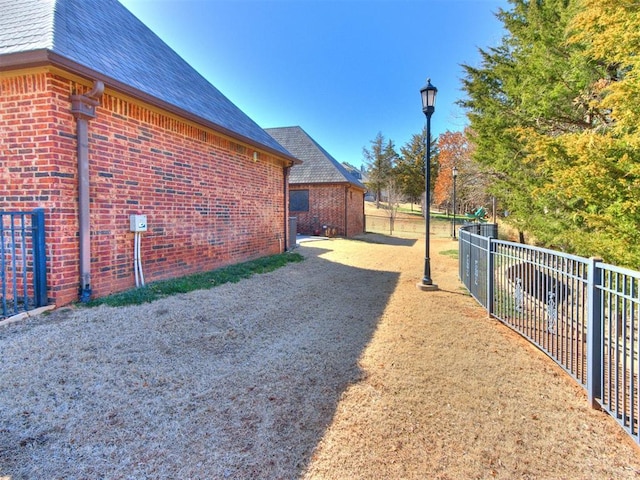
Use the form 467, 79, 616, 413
1, 229, 640, 479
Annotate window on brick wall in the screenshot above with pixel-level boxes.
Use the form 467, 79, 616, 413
290, 190, 309, 212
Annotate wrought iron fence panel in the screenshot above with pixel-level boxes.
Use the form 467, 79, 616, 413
491, 240, 589, 385
0, 209, 47, 320
458, 224, 640, 445
596, 263, 640, 441
458, 229, 490, 309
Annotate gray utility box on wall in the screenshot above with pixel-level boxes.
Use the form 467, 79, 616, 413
130, 214, 147, 232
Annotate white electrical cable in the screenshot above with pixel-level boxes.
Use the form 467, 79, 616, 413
133, 231, 140, 288
137, 231, 145, 287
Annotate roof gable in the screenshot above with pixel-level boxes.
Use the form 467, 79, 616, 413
265, 126, 365, 189
0, 0, 293, 159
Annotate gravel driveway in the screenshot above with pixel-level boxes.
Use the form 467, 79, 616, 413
1, 232, 640, 479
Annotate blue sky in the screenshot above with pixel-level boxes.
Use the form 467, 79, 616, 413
119, 0, 508, 167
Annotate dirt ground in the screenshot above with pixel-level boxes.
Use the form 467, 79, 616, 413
300, 233, 640, 479
2, 223, 640, 479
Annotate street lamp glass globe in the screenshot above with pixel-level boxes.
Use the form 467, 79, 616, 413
420, 78, 437, 114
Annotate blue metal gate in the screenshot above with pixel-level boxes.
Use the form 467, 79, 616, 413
1, 209, 47, 320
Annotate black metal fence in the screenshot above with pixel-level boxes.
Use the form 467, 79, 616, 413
1, 209, 47, 320
459, 224, 640, 445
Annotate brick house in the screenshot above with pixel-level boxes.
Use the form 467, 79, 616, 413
265, 126, 365, 237
0, 0, 300, 307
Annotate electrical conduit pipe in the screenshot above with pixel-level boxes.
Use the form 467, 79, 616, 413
133, 231, 145, 287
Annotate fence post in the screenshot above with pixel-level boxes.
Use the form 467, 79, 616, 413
459, 230, 466, 284
587, 256, 603, 409
487, 237, 494, 317
459, 231, 463, 282
31, 208, 47, 307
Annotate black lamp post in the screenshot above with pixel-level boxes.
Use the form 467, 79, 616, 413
418, 78, 438, 291
452, 165, 458, 239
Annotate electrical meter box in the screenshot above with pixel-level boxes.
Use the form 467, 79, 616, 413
130, 214, 147, 232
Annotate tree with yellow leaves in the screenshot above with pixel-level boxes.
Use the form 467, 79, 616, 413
461, 0, 640, 267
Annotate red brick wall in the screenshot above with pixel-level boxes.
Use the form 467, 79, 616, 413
1, 69, 291, 306
290, 184, 364, 237
345, 186, 365, 237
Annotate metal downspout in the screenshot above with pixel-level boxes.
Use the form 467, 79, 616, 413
70, 81, 104, 302
283, 166, 290, 251
362, 190, 366, 233
344, 186, 349, 237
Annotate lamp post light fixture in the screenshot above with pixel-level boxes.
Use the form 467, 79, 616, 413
417, 78, 438, 291
452, 165, 458, 239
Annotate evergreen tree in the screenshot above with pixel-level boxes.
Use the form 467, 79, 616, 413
542, 0, 640, 266
460, 0, 608, 250
397, 128, 424, 208
363, 132, 397, 208
396, 128, 439, 212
